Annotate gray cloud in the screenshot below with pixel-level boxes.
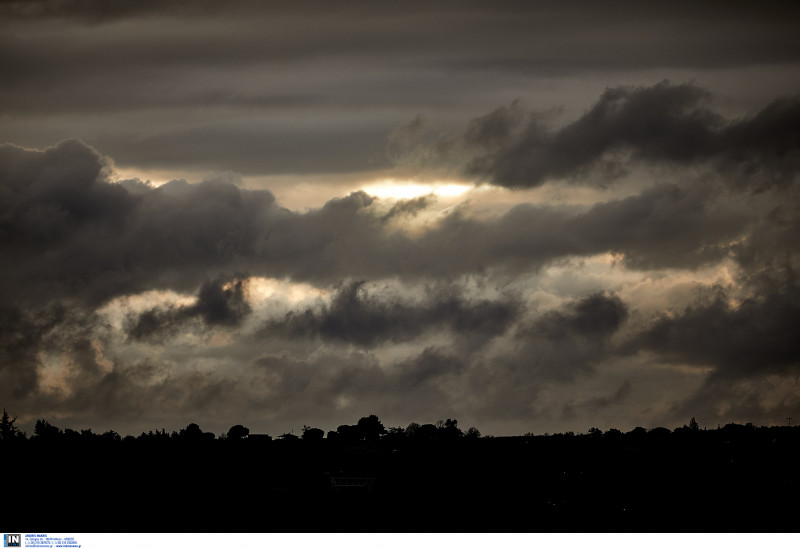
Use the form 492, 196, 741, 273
0, 305, 53, 400
530, 291, 629, 343
247, 346, 468, 428
0, 140, 284, 306
97, 124, 392, 177
2, 2, 799, 179
395, 82, 800, 189
668, 373, 800, 430
506, 291, 629, 383
2, 69, 799, 435
466, 82, 722, 187
560, 380, 633, 423
1, 281, 633, 433
249, 289, 632, 428
0, 301, 102, 404
0, 137, 762, 314
263, 280, 521, 348
4, 1, 799, 77
583, 380, 632, 412
568, 182, 748, 270
125, 277, 251, 342
634, 285, 800, 381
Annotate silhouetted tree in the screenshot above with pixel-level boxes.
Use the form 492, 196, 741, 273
227, 424, 250, 441
627, 426, 647, 441
101, 430, 121, 442
438, 418, 463, 440
357, 415, 386, 441
336, 424, 360, 443
465, 426, 481, 439
413, 423, 439, 442
649, 427, 671, 441
139, 428, 169, 441
689, 417, 699, 432
0, 409, 23, 442
181, 423, 202, 438
179, 423, 214, 441
302, 426, 324, 441
34, 418, 61, 440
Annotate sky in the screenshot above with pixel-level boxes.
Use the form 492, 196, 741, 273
1, 0, 800, 438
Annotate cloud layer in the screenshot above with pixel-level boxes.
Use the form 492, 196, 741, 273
1, 1, 799, 436
392, 82, 800, 190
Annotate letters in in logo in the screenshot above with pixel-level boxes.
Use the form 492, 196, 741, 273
4, 534, 21, 547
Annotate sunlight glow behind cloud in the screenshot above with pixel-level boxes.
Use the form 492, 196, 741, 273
362, 179, 473, 200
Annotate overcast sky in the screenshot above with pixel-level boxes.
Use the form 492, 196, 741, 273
2, 0, 800, 437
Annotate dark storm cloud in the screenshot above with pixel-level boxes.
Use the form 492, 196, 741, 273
509, 292, 629, 382
560, 381, 633, 423
462, 292, 630, 421
3, 1, 799, 78
8, 287, 631, 429
97, 125, 392, 176
2, 2, 799, 177
0, 297, 248, 428
0, 100, 796, 432
568, 182, 747, 270
733, 205, 800, 295
0, 140, 284, 306
2, 0, 799, 437
249, 295, 632, 425
258, 177, 748, 281
466, 82, 721, 187
381, 195, 436, 222
582, 381, 632, 412
257, 293, 627, 421
249, 346, 467, 424
125, 277, 251, 342
530, 292, 629, 343
633, 286, 800, 381
0, 140, 131, 251
395, 82, 800, 189
0, 138, 756, 314
0, 300, 103, 403
0, 305, 56, 400
668, 373, 800, 430
264, 280, 521, 348
27, 349, 243, 429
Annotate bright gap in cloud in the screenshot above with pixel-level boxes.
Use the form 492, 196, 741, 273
247, 277, 327, 306
97, 289, 198, 331
111, 166, 195, 188
362, 179, 474, 200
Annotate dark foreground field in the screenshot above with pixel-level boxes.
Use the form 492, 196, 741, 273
4, 421, 799, 533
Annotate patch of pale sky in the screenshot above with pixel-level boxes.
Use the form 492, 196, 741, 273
37, 351, 73, 398
246, 276, 327, 307
96, 289, 197, 332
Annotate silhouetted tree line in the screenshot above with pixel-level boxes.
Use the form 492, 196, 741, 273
1, 410, 484, 446
1, 409, 791, 449
3, 408, 800, 533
